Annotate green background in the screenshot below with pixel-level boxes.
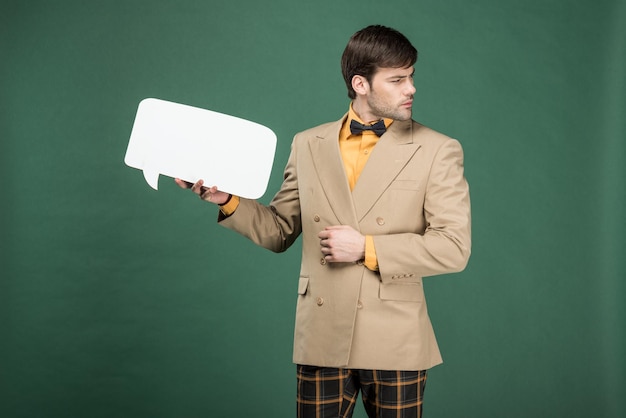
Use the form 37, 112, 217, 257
2, 0, 624, 417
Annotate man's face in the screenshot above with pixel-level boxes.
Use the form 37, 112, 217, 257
364, 66, 416, 122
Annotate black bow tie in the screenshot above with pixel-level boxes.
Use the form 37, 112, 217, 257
349, 119, 387, 137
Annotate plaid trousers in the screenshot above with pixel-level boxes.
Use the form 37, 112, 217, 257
297, 365, 428, 418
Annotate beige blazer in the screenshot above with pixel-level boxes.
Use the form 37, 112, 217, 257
219, 114, 471, 370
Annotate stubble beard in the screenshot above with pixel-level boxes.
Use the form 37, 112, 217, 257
367, 93, 412, 122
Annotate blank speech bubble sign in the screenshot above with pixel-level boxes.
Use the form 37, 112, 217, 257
124, 98, 277, 199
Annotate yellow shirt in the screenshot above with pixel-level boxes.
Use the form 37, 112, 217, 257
339, 105, 393, 191
338, 105, 392, 270
221, 105, 391, 271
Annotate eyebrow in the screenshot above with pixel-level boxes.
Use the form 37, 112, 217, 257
387, 70, 415, 80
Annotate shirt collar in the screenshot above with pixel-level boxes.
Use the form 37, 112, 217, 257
341, 103, 394, 139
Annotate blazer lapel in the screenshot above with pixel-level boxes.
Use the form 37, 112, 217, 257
352, 119, 421, 221
308, 116, 359, 227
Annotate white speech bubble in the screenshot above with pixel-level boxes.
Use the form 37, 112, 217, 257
124, 98, 277, 199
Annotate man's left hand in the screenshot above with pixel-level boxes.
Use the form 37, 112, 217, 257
318, 225, 366, 263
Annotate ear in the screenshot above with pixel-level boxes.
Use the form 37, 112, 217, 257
351, 75, 370, 96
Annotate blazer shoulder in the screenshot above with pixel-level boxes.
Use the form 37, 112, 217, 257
295, 114, 346, 139
411, 121, 461, 148
298, 121, 336, 136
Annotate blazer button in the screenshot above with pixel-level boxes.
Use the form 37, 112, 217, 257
316, 297, 324, 306
313, 214, 321, 222
320, 258, 327, 265
376, 217, 385, 226
357, 300, 363, 309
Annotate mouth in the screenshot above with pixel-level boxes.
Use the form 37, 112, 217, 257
402, 101, 413, 108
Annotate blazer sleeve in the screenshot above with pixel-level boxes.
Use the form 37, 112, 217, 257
217, 139, 302, 253
373, 137, 471, 282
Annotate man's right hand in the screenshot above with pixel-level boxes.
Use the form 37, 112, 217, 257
175, 178, 231, 205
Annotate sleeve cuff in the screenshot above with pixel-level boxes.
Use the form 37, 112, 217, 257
219, 195, 240, 216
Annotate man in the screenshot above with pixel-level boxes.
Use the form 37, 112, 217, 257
177, 25, 471, 418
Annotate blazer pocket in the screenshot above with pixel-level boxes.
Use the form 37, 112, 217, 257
379, 282, 423, 302
298, 276, 310, 295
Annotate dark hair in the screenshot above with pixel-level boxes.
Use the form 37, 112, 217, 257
341, 25, 418, 99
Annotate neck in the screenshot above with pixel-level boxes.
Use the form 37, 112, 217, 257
351, 99, 380, 124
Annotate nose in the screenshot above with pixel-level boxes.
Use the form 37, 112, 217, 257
406, 79, 416, 96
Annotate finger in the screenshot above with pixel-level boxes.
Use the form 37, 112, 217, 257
174, 178, 193, 189
191, 180, 206, 195
199, 187, 212, 201
325, 225, 349, 231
